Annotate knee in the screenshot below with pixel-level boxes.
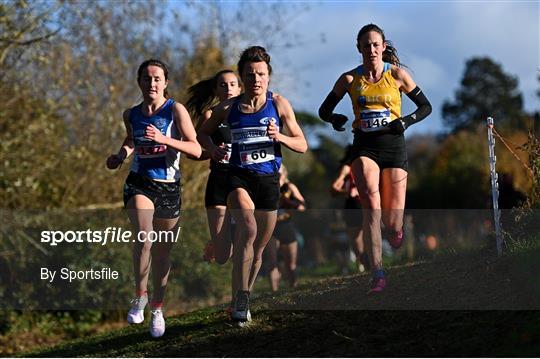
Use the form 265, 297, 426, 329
134, 240, 152, 255
357, 191, 380, 210
252, 251, 264, 266
237, 220, 257, 242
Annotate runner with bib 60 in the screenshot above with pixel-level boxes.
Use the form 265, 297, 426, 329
199, 46, 307, 325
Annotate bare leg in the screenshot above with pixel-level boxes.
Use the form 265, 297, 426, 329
281, 241, 298, 288
149, 216, 179, 306
248, 210, 278, 291
380, 168, 408, 233
228, 189, 257, 298
265, 237, 280, 292
126, 195, 155, 296
206, 205, 233, 264
351, 157, 383, 270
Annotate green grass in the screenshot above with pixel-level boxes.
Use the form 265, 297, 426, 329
19, 246, 540, 357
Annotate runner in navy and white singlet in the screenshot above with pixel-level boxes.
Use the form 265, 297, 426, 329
199, 46, 307, 325
106, 59, 201, 337
186, 69, 241, 264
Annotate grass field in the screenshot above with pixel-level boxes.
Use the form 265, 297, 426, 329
19, 244, 540, 357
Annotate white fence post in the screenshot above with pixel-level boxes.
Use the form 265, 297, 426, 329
487, 117, 502, 256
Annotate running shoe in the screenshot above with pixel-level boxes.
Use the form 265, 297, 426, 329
149, 309, 165, 338
203, 241, 216, 262
236, 310, 252, 327
388, 229, 404, 249
127, 295, 148, 324
227, 305, 252, 327
360, 252, 371, 271
367, 277, 386, 295
231, 290, 250, 323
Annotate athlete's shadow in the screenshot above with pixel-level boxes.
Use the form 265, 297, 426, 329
26, 311, 229, 357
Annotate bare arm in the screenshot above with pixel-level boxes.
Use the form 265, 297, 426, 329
288, 182, 306, 211
331, 164, 351, 194
189, 110, 213, 161
269, 94, 308, 153
106, 109, 135, 169
198, 101, 231, 162
392, 66, 416, 93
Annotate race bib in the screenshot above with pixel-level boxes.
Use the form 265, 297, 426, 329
239, 142, 275, 165
135, 138, 167, 158
359, 109, 391, 132
220, 143, 232, 164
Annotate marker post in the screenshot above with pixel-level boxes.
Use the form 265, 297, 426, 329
487, 116, 502, 256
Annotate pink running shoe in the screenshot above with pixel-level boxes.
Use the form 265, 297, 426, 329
203, 241, 216, 263
367, 277, 386, 295
388, 229, 404, 249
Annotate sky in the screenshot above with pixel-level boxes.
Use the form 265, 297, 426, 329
232, 1, 540, 141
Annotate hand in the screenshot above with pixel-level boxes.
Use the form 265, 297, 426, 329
329, 113, 348, 132
211, 143, 229, 162
388, 118, 407, 134
267, 119, 280, 142
331, 177, 345, 194
106, 153, 124, 169
145, 124, 167, 143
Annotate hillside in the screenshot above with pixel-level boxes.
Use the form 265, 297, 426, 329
24, 247, 540, 357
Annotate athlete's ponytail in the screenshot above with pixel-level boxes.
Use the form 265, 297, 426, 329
356, 24, 405, 68
186, 69, 236, 117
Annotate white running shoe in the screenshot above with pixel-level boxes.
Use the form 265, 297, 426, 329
236, 310, 252, 327
127, 296, 148, 324
149, 309, 165, 338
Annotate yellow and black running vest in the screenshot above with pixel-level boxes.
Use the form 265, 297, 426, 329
348, 63, 401, 132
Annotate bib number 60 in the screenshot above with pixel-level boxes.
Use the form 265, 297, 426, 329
251, 149, 267, 161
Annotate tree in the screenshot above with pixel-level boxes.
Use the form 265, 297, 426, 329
442, 57, 526, 133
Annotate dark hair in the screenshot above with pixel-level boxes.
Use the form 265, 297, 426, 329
357, 24, 404, 68
186, 69, 237, 117
237, 46, 272, 78
137, 59, 170, 97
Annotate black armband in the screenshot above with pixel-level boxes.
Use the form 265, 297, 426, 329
401, 86, 432, 127
318, 91, 343, 122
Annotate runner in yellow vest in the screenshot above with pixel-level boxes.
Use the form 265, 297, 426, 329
319, 24, 432, 294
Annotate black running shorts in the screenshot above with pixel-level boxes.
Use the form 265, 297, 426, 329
343, 195, 363, 228
205, 167, 230, 207
273, 220, 297, 245
123, 171, 181, 219
228, 168, 280, 211
351, 129, 408, 171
